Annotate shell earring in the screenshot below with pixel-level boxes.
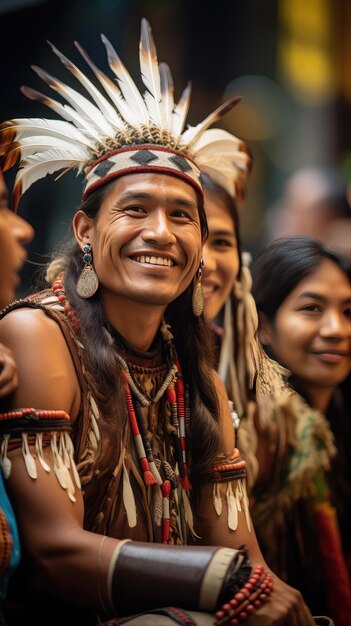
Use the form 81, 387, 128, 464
76, 243, 99, 298
192, 259, 204, 317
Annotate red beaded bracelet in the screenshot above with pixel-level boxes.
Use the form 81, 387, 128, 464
214, 565, 274, 626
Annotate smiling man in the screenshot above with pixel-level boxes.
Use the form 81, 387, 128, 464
0, 19, 315, 626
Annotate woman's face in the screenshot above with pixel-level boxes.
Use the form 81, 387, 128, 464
0, 173, 34, 308
259, 258, 351, 392
202, 190, 240, 322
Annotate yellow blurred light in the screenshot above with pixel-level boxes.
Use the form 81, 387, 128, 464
280, 40, 336, 103
278, 0, 336, 104
280, 0, 330, 39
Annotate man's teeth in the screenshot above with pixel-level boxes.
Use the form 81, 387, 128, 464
134, 255, 173, 267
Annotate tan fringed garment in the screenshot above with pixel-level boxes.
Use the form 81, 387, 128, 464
0, 289, 252, 547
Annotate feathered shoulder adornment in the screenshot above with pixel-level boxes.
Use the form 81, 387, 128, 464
0, 18, 251, 208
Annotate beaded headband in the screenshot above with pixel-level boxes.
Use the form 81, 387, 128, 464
0, 18, 251, 208
82, 144, 203, 201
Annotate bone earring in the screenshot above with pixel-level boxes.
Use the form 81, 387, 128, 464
76, 243, 99, 298
192, 259, 204, 317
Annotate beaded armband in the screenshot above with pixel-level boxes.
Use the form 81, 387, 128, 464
0, 408, 81, 502
210, 450, 247, 484
209, 449, 251, 532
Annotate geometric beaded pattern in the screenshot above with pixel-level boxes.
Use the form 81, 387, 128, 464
83, 144, 203, 199
209, 448, 247, 483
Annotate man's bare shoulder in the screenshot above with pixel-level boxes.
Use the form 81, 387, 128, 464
0, 305, 64, 346
0, 306, 79, 415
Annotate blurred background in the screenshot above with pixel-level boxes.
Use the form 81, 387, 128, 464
1, 0, 351, 294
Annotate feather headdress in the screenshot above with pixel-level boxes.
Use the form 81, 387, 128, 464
0, 18, 251, 208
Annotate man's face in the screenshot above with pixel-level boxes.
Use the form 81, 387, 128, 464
78, 172, 202, 312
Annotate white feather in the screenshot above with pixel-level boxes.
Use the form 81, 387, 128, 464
226, 481, 238, 530
48, 41, 125, 132
199, 165, 236, 197
122, 461, 137, 527
139, 18, 164, 128
74, 40, 128, 131
192, 128, 241, 152
32, 65, 114, 136
194, 129, 251, 197
7, 135, 88, 162
1, 117, 90, 145
181, 96, 241, 148
213, 482, 222, 516
101, 34, 149, 127
50, 43, 127, 130
197, 148, 249, 172
20, 87, 102, 141
14, 148, 86, 201
196, 133, 249, 173
22, 433, 37, 479
171, 83, 191, 140
159, 62, 174, 129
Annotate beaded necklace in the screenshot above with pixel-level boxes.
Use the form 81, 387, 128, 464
51, 272, 192, 542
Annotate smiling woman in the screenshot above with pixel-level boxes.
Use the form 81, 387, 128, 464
202, 180, 240, 324
251, 236, 351, 625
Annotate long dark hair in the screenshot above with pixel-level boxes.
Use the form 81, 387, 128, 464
251, 237, 351, 550
45, 176, 222, 486
202, 172, 243, 357
251, 236, 349, 321
201, 173, 260, 417
202, 172, 243, 282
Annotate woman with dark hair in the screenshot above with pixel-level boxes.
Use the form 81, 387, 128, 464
251, 236, 351, 626
201, 173, 290, 489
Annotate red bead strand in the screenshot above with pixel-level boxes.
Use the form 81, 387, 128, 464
214, 565, 273, 626
175, 360, 191, 490
121, 371, 156, 487
52, 272, 80, 335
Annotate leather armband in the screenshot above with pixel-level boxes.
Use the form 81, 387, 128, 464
108, 540, 250, 616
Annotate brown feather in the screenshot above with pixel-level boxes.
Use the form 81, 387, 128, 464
0, 122, 17, 155
12, 179, 22, 211
1, 142, 21, 171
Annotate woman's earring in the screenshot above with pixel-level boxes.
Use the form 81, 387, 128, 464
192, 259, 204, 316
76, 243, 99, 298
